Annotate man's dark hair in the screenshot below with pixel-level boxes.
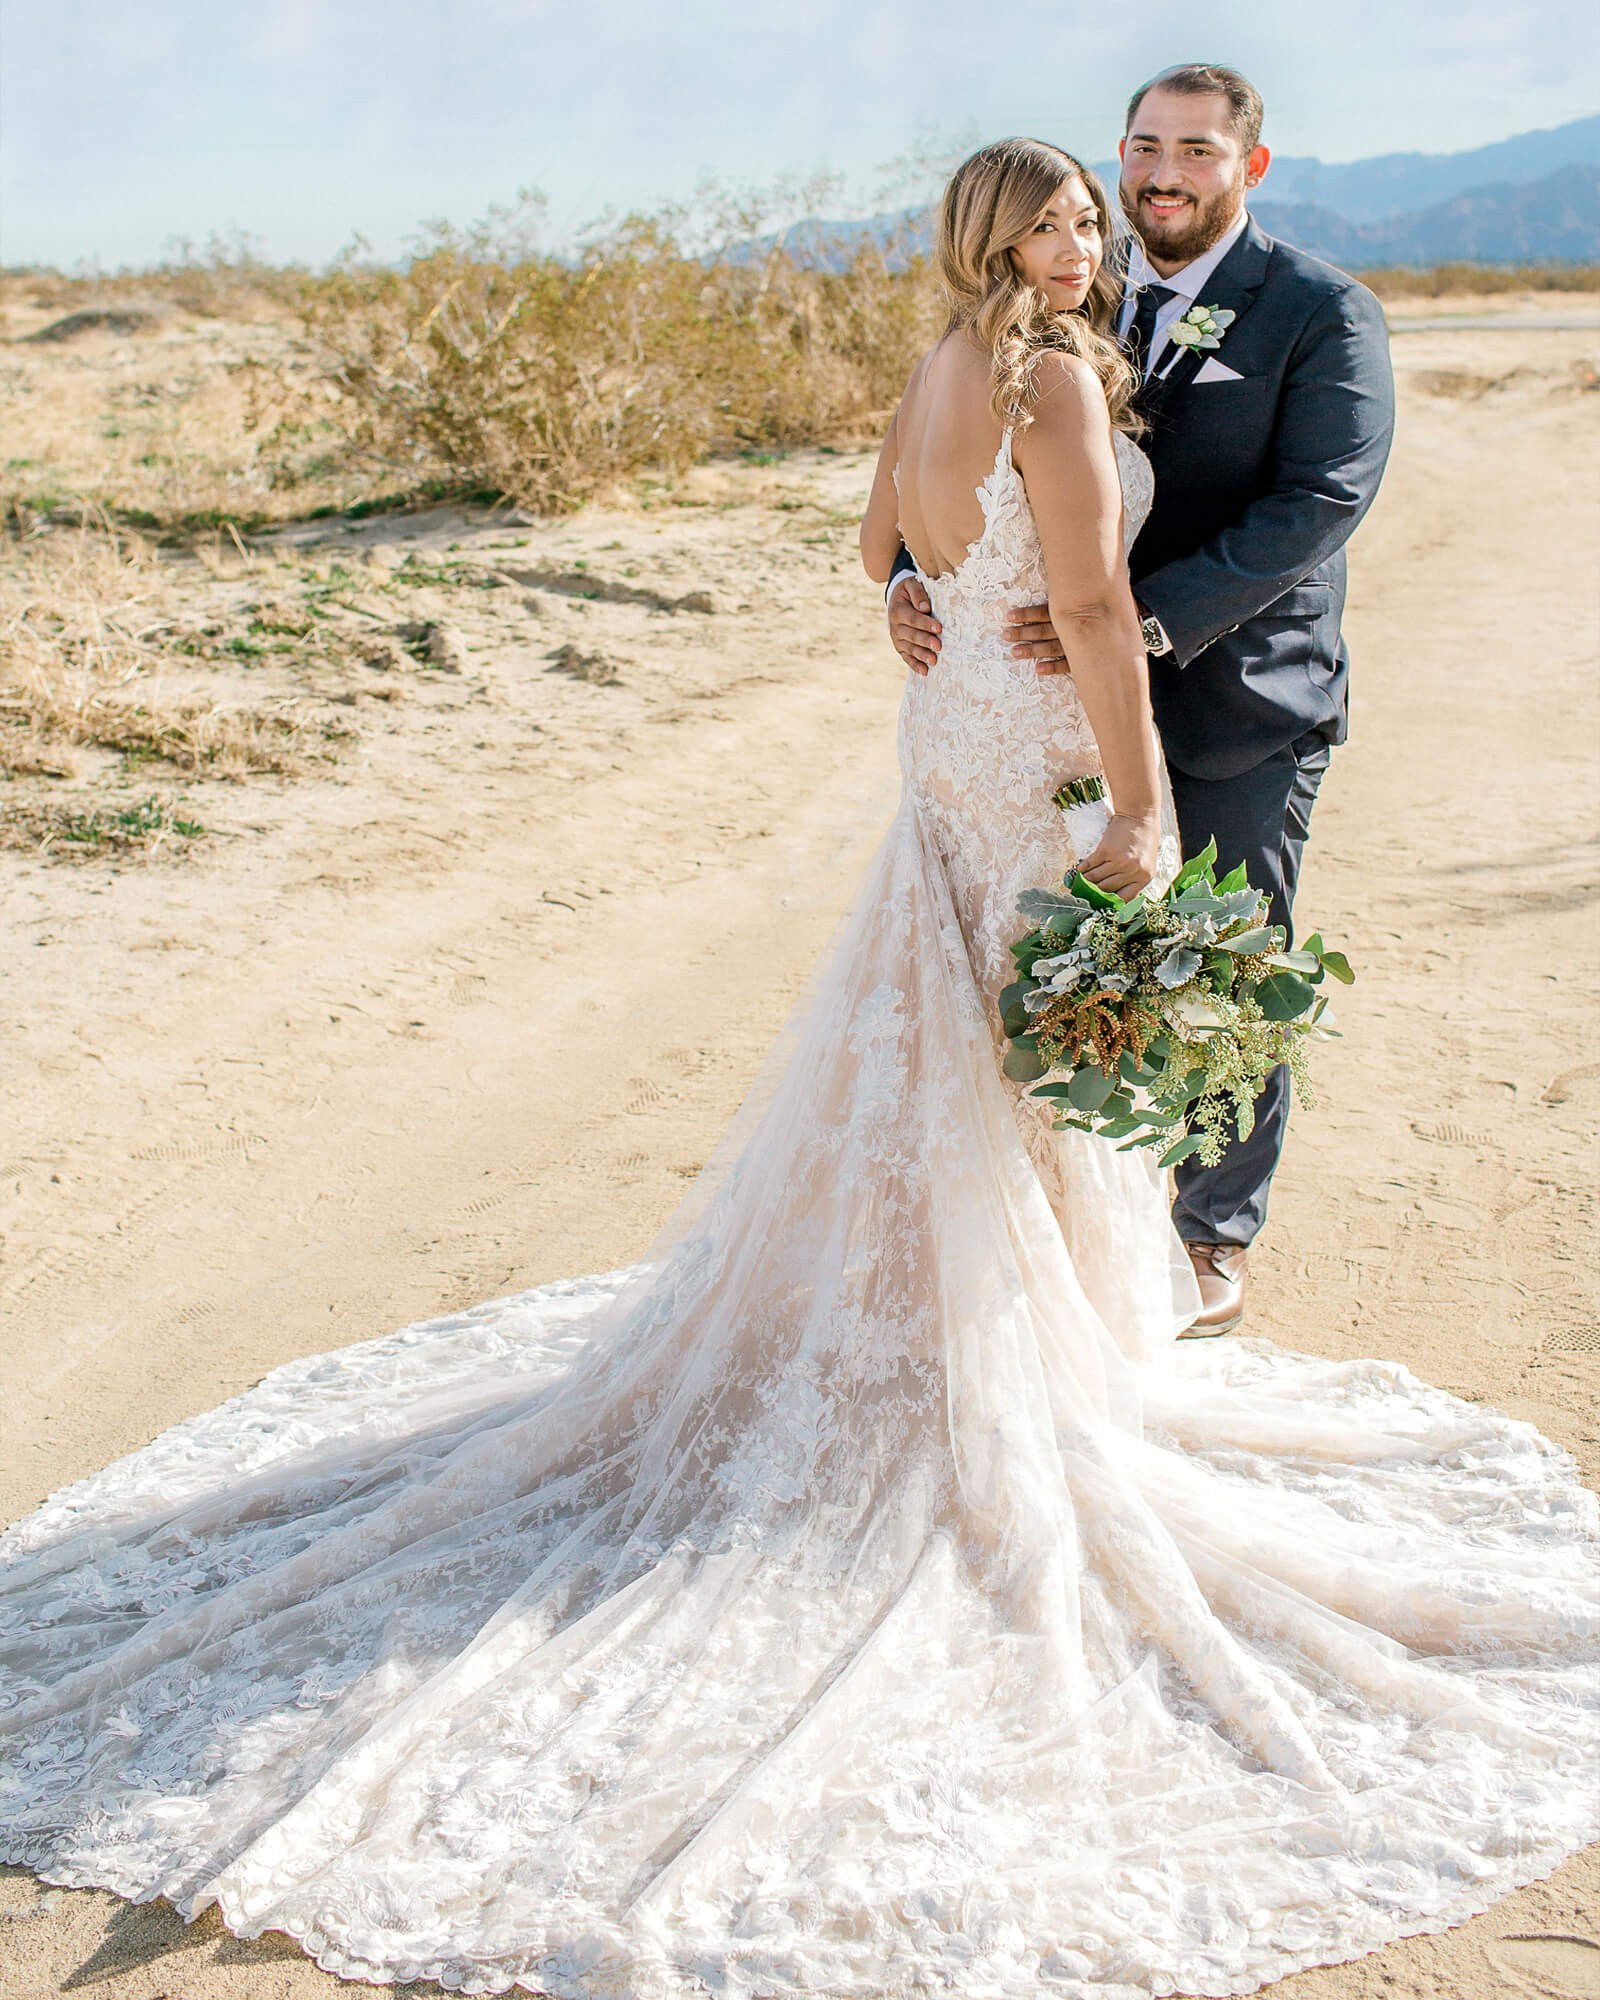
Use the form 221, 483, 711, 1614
1124, 64, 1264, 153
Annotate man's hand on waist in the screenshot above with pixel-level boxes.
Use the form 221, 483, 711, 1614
888, 573, 941, 676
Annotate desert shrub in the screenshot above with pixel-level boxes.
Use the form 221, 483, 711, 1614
1355, 261, 1600, 299
269, 206, 942, 514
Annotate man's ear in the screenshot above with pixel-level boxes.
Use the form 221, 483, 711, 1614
1244, 143, 1270, 190
1117, 137, 1127, 161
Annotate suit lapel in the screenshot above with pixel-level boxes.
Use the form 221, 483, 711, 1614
1135, 216, 1274, 426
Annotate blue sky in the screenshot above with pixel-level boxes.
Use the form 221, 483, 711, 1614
4, 0, 1598, 269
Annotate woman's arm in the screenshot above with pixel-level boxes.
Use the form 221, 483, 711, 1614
859, 409, 903, 584
1013, 356, 1162, 898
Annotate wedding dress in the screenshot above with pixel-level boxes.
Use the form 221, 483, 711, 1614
3, 433, 1597, 2000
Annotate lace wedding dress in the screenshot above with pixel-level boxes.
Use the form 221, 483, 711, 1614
3, 434, 1597, 2000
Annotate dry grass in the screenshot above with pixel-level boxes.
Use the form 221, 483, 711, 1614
2, 210, 941, 530
0, 516, 356, 787
1355, 261, 1600, 299
3, 237, 1594, 534
0, 790, 209, 861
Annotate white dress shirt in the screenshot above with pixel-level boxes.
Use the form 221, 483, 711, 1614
1117, 207, 1249, 380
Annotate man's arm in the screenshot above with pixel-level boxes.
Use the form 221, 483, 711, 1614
1136, 282, 1395, 664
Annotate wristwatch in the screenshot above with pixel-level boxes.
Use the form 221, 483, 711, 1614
1136, 604, 1174, 656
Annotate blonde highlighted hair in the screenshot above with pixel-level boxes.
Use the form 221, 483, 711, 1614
937, 137, 1139, 436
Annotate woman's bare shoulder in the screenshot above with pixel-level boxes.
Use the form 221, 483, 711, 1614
902, 333, 979, 405
1027, 350, 1107, 410
1018, 353, 1112, 451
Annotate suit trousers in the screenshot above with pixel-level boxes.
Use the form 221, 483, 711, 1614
1166, 730, 1332, 1248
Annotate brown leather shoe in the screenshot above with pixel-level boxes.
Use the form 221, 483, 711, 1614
1180, 1242, 1248, 1337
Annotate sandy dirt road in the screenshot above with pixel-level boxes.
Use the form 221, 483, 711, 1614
2, 323, 1597, 1999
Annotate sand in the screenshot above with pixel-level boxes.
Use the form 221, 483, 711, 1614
1, 316, 1597, 1999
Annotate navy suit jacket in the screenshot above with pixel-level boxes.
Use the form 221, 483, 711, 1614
1129, 217, 1394, 779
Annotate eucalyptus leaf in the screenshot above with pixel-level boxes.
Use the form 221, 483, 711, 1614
1000, 979, 1034, 1036
1067, 1066, 1117, 1112
1159, 1134, 1205, 1168
1256, 970, 1317, 1021
1318, 950, 1355, 985
1216, 927, 1277, 955
1215, 860, 1250, 893
1268, 948, 1321, 974
1003, 1045, 1047, 1082
1205, 955, 1237, 994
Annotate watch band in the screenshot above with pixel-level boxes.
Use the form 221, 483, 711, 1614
1139, 610, 1174, 657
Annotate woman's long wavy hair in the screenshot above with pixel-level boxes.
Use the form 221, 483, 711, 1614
937, 138, 1139, 436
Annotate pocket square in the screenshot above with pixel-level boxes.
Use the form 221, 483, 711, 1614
1193, 358, 1244, 384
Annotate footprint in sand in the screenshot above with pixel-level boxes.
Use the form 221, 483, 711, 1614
1411, 1120, 1492, 1145
1542, 1325, 1600, 1355
1487, 1934, 1600, 1997
1542, 1061, 1600, 1106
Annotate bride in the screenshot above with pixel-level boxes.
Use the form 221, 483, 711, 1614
3, 141, 1596, 2000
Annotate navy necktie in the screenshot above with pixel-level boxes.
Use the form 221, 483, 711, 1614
1126, 282, 1176, 380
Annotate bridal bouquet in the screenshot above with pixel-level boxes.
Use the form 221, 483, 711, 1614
1000, 831, 1353, 1169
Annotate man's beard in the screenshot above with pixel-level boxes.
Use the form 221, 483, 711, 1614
1122, 177, 1245, 265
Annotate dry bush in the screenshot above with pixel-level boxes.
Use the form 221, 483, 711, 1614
1356, 261, 1600, 299
267, 207, 942, 515
1, 236, 300, 329
10, 219, 1595, 532
0, 518, 350, 780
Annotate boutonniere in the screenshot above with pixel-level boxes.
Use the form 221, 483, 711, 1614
1169, 302, 1236, 352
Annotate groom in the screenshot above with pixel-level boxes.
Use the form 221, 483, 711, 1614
887, 63, 1395, 1334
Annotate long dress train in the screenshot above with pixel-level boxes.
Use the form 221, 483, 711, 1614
3, 435, 1596, 2000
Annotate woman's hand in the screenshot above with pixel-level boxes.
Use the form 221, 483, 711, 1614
1080, 811, 1161, 900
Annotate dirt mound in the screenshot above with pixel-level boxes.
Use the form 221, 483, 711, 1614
23, 306, 165, 343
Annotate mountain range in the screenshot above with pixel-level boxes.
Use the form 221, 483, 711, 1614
771, 114, 1600, 270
